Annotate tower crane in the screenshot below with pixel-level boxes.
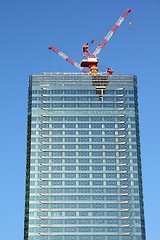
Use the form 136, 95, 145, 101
49, 8, 131, 75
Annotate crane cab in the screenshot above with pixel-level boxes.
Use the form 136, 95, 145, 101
80, 57, 99, 74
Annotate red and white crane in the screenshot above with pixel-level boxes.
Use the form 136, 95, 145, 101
49, 8, 131, 75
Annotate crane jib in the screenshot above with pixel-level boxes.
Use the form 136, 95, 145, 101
92, 9, 131, 57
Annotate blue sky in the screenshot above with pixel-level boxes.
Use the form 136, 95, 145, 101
0, 0, 159, 239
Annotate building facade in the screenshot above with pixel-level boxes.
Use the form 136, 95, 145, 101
24, 73, 146, 240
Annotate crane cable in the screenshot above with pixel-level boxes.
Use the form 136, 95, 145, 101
129, 10, 132, 29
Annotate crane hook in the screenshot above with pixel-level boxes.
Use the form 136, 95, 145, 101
129, 21, 132, 29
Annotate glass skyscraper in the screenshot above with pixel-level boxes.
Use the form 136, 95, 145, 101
24, 73, 146, 240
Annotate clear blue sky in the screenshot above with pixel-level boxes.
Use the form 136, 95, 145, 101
0, 0, 159, 239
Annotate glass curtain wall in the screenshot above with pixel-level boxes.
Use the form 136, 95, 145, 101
24, 73, 146, 240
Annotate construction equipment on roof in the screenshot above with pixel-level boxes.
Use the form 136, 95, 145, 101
49, 8, 131, 75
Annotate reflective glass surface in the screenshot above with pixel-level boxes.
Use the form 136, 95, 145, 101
24, 73, 146, 240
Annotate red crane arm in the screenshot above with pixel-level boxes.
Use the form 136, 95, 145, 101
49, 45, 89, 73
92, 9, 131, 57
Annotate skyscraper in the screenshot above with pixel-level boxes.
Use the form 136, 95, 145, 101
24, 73, 146, 240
